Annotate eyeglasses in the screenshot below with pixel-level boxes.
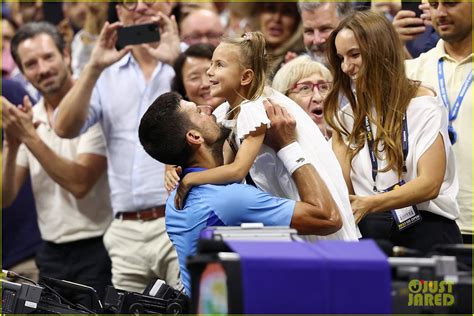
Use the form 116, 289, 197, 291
182, 32, 224, 45
288, 81, 332, 96
121, 0, 157, 11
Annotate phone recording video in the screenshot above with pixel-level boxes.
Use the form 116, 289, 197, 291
115, 23, 161, 51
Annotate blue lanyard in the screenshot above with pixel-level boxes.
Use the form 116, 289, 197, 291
437, 59, 472, 144
364, 114, 408, 192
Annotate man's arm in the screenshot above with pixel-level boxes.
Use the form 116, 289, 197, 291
2, 143, 29, 208
3, 97, 107, 199
264, 99, 342, 235
54, 21, 131, 138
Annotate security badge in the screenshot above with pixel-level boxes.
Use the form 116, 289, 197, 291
384, 180, 422, 231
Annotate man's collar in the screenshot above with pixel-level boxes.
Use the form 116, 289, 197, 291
436, 39, 473, 64
182, 167, 207, 177
117, 52, 133, 68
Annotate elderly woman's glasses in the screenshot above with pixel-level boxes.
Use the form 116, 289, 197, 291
289, 81, 332, 96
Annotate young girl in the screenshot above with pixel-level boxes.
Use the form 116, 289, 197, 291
170, 31, 358, 241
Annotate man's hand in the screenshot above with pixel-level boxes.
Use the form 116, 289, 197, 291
263, 98, 296, 151
393, 10, 426, 43
2, 97, 22, 149
89, 21, 132, 71
143, 13, 180, 65
419, 2, 432, 26
2, 96, 40, 146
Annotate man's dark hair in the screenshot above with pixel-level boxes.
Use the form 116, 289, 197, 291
139, 92, 196, 167
172, 43, 215, 99
11, 21, 65, 72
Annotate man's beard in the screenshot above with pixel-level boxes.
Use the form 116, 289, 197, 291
307, 46, 328, 66
209, 126, 231, 166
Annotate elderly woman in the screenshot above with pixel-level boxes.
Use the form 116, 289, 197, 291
172, 43, 224, 110
272, 55, 332, 139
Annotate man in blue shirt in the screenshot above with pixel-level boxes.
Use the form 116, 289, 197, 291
139, 92, 343, 295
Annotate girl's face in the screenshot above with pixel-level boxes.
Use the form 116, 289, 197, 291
182, 56, 225, 110
335, 28, 362, 82
207, 43, 246, 104
259, 3, 298, 48
287, 73, 330, 130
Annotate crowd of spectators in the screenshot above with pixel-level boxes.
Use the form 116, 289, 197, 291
2, 0, 471, 301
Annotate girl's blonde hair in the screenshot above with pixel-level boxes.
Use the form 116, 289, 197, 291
222, 31, 268, 101
324, 11, 420, 178
272, 55, 332, 95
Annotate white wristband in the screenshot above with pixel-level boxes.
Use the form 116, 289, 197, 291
277, 142, 309, 175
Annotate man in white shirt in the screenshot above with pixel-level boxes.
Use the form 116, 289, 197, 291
53, 0, 182, 292
403, 0, 472, 244
3, 22, 112, 302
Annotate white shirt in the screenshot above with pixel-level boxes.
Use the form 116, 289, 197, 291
339, 96, 459, 220
81, 53, 175, 214
17, 100, 113, 243
405, 39, 472, 234
214, 87, 359, 241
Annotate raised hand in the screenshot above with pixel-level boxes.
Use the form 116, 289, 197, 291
89, 21, 132, 71
392, 10, 426, 43
142, 12, 180, 65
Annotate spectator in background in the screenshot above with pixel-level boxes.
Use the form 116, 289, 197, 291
249, 2, 305, 78
179, 9, 224, 48
403, 0, 472, 244
298, 1, 353, 65
2, 14, 40, 103
2, 72, 41, 286
324, 11, 462, 253
53, 0, 182, 293
57, 1, 88, 50
272, 55, 332, 139
172, 43, 224, 111
3, 22, 112, 302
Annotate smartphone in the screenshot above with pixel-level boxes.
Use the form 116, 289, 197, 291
401, 1, 423, 17
116, 23, 160, 50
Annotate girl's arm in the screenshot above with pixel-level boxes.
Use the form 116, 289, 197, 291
223, 140, 236, 165
351, 133, 445, 223
331, 132, 355, 194
175, 124, 266, 209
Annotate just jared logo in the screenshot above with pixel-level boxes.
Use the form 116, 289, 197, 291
408, 279, 455, 307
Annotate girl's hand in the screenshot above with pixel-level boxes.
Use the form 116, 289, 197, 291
174, 174, 194, 210
165, 166, 182, 192
350, 194, 375, 224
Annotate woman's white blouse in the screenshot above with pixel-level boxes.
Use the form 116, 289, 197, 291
339, 96, 459, 220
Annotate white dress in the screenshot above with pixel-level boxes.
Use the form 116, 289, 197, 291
213, 87, 359, 241
338, 96, 459, 220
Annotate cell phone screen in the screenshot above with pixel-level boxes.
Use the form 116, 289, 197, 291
401, 1, 423, 17
116, 23, 160, 50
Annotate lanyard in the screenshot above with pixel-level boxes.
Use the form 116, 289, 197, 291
364, 114, 408, 192
437, 59, 472, 144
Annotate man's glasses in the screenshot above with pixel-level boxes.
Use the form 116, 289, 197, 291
288, 81, 332, 96
121, 0, 156, 11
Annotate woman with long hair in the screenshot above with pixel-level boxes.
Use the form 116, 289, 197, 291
324, 11, 462, 252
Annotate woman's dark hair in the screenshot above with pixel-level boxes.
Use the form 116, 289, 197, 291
171, 43, 215, 99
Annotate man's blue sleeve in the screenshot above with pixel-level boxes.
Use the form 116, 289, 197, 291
213, 184, 295, 227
